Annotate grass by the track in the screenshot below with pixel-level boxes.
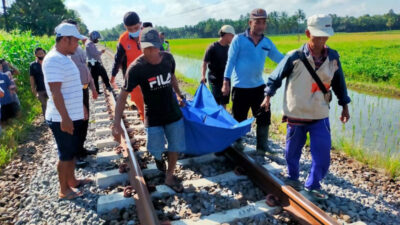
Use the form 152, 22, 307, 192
0, 31, 54, 170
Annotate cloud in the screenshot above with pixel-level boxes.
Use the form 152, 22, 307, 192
312, 0, 352, 9
65, 0, 397, 31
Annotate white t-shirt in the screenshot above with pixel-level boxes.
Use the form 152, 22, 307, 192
43, 49, 83, 122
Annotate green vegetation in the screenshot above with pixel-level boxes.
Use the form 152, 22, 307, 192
100, 9, 400, 40
167, 31, 400, 97
0, 0, 87, 35
0, 31, 54, 169
334, 138, 400, 178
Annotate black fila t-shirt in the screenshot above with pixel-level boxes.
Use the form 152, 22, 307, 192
124, 52, 182, 127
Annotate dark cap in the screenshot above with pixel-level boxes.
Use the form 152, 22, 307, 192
140, 28, 162, 49
142, 22, 153, 28
124, 11, 140, 26
250, 8, 267, 20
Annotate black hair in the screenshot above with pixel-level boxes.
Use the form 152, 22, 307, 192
143, 22, 153, 28
34, 47, 46, 54
62, 19, 78, 25
219, 31, 227, 37
124, 11, 140, 26
55, 36, 63, 43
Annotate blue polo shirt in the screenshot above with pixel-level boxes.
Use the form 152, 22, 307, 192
0, 73, 12, 105
224, 28, 284, 88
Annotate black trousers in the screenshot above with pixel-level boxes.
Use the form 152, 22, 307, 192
231, 84, 271, 126
1, 102, 20, 122
77, 88, 90, 157
88, 62, 111, 92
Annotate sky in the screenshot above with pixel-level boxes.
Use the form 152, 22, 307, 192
64, 0, 399, 31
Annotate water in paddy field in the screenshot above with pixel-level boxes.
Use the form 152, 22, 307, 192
174, 55, 400, 156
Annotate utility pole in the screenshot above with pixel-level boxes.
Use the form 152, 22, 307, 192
2, 0, 9, 32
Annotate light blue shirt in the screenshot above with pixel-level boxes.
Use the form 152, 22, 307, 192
224, 29, 284, 88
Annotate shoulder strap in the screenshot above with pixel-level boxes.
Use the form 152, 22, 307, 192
298, 51, 328, 94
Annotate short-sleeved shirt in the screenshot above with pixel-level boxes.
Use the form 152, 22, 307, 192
42, 49, 84, 122
71, 46, 92, 85
85, 40, 102, 63
124, 52, 182, 127
0, 73, 12, 105
203, 41, 229, 85
29, 61, 46, 92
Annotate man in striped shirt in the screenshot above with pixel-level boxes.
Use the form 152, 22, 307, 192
43, 23, 91, 200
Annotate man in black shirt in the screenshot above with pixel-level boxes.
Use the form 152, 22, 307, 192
113, 28, 185, 192
201, 25, 235, 109
30, 47, 48, 117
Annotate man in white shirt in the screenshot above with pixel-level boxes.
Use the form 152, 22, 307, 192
43, 23, 91, 200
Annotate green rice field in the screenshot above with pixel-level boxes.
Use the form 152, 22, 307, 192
168, 31, 400, 97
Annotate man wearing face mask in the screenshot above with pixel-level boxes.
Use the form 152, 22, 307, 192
110, 11, 145, 121
30, 47, 48, 117
86, 31, 112, 94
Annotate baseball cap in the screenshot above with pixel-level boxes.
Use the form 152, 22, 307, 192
124, 11, 140, 26
250, 8, 267, 20
219, 25, 235, 35
55, 23, 85, 40
307, 14, 334, 37
140, 28, 162, 49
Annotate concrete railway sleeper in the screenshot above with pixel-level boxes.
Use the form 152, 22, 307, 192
91, 63, 343, 225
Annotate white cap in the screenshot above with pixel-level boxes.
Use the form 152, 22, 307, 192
55, 23, 86, 40
307, 14, 334, 37
219, 25, 235, 35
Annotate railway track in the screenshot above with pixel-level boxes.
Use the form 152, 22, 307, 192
88, 50, 342, 225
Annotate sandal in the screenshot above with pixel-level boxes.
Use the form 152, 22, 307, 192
165, 177, 184, 193
72, 178, 93, 188
304, 188, 328, 201
59, 190, 83, 201
284, 178, 303, 191
155, 159, 166, 172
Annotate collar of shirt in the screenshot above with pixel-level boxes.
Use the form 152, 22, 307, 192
244, 28, 265, 46
305, 43, 328, 69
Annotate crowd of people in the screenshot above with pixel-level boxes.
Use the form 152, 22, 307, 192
1, 7, 352, 201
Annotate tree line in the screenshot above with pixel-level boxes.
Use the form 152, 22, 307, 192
1, 2, 399, 40
0, 0, 88, 36
100, 9, 400, 40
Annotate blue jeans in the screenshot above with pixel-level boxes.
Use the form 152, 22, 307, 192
145, 118, 185, 160
285, 118, 331, 190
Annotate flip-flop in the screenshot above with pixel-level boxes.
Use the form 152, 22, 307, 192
59, 190, 83, 201
73, 178, 93, 188
165, 178, 184, 193
304, 188, 328, 201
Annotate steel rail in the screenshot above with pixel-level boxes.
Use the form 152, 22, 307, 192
224, 147, 340, 225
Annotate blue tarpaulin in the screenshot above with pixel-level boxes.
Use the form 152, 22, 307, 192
181, 83, 254, 155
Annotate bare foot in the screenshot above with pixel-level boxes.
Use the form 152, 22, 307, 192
68, 178, 93, 188
59, 189, 83, 200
